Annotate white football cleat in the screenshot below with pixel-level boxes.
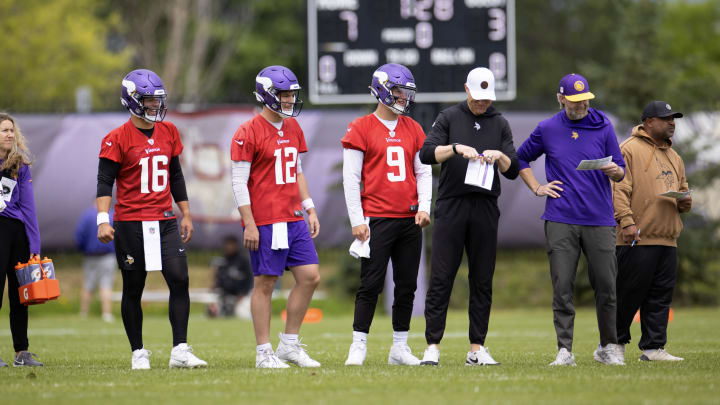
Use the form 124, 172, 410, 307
420, 346, 439, 366
256, 348, 290, 369
345, 342, 367, 366
131, 348, 151, 370
275, 333, 320, 368
640, 348, 684, 361
466, 346, 500, 366
593, 343, 625, 365
549, 348, 577, 366
616, 344, 626, 363
169, 343, 208, 368
388, 343, 421, 366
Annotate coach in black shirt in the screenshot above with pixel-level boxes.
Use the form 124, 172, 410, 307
418, 67, 519, 366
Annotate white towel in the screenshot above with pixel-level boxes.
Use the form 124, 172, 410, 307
348, 218, 371, 259
142, 221, 162, 271
271, 222, 289, 250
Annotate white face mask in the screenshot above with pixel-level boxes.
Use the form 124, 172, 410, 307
140, 96, 167, 122
278, 92, 298, 117
388, 87, 416, 115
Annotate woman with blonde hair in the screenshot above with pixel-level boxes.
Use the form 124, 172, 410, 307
0, 112, 43, 367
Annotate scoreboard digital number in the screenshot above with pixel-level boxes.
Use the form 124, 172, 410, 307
307, 0, 516, 104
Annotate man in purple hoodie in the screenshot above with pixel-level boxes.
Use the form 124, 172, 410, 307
517, 74, 626, 366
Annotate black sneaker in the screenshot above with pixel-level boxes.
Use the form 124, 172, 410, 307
0, 357, 7, 367
13, 351, 43, 367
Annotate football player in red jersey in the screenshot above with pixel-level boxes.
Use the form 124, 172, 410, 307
96, 69, 206, 370
341, 63, 432, 366
230, 66, 321, 368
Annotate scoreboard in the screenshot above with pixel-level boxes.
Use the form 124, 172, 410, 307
307, 0, 516, 104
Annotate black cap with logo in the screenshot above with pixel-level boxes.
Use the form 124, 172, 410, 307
641, 101, 684, 121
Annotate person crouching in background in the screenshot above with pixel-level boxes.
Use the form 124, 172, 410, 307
207, 235, 253, 318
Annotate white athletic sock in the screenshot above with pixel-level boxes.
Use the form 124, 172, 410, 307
256, 343, 272, 354
282, 333, 299, 344
353, 331, 368, 344
393, 331, 408, 345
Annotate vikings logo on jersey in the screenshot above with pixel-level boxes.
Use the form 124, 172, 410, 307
99, 120, 183, 221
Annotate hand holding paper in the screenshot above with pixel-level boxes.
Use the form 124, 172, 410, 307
576, 156, 612, 170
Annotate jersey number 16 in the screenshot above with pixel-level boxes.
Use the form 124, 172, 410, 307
139, 155, 168, 193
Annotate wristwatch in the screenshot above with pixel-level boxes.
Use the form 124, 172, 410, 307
452, 143, 459, 155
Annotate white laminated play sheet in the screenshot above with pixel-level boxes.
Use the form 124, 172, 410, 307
465, 159, 494, 190
576, 156, 612, 170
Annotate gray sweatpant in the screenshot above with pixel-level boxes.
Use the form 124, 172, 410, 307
545, 221, 618, 351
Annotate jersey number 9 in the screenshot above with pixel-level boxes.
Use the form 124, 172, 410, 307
386, 146, 406, 182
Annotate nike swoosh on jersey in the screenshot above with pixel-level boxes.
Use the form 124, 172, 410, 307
234, 140, 244, 145
105, 142, 112, 146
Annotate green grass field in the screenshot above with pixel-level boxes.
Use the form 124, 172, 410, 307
1, 307, 718, 404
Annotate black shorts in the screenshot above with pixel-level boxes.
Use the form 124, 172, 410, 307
113, 220, 187, 271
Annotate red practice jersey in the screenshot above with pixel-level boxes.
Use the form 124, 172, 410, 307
99, 120, 183, 221
341, 114, 426, 218
230, 115, 307, 226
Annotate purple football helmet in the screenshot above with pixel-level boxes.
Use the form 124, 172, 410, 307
369, 63, 416, 114
121, 69, 167, 122
254, 65, 303, 118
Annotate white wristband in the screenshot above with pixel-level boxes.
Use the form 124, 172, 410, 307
97, 212, 110, 226
301, 198, 315, 212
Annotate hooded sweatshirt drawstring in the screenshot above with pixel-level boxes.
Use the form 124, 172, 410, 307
644, 142, 657, 173
637, 125, 681, 182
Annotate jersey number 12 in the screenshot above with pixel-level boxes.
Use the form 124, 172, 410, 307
274, 147, 298, 185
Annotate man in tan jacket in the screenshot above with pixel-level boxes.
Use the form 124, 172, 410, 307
613, 100, 691, 362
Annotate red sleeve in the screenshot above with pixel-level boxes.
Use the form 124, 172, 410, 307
169, 122, 184, 156
230, 125, 255, 162
340, 118, 366, 152
297, 125, 308, 154
99, 130, 122, 163
414, 121, 426, 153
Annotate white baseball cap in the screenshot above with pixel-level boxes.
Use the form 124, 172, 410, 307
465, 67, 496, 101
